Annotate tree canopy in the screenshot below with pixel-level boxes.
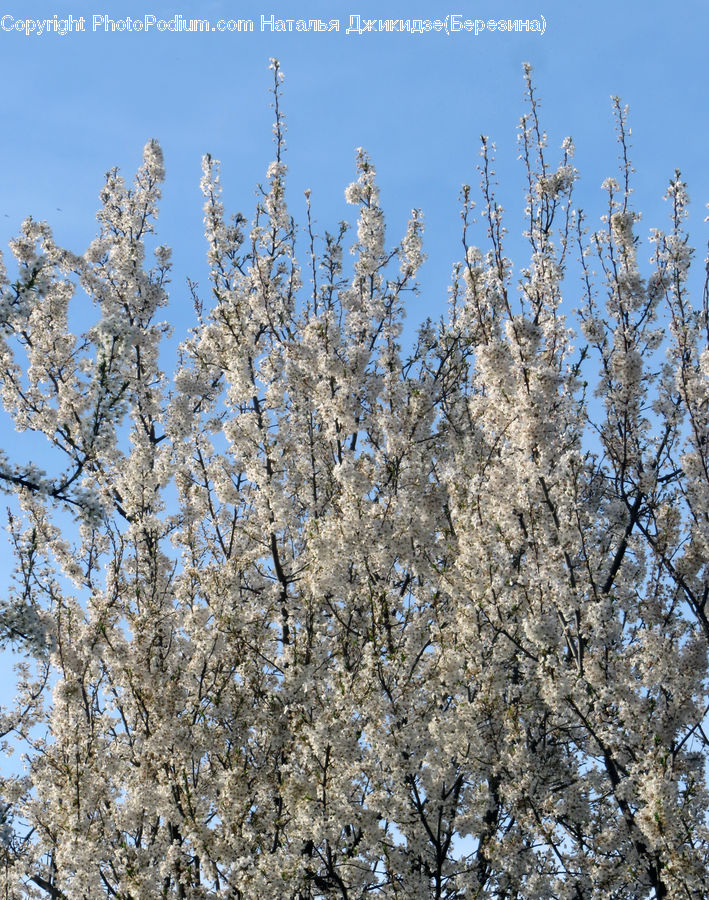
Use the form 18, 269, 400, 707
0, 61, 707, 900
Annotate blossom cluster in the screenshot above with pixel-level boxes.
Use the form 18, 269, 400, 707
0, 64, 707, 900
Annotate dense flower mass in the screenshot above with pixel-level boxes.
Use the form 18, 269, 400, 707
0, 61, 707, 899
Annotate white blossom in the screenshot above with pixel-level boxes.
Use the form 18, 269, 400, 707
0, 63, 706, 900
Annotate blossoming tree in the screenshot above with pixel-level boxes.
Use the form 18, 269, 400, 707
0, 61, 707, 899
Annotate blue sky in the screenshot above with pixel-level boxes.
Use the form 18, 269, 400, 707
1, 0, 707, 332
0, 0, 708, 703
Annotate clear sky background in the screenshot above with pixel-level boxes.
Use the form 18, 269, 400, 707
1, 1, 707, 334
0, 0, 708, 708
